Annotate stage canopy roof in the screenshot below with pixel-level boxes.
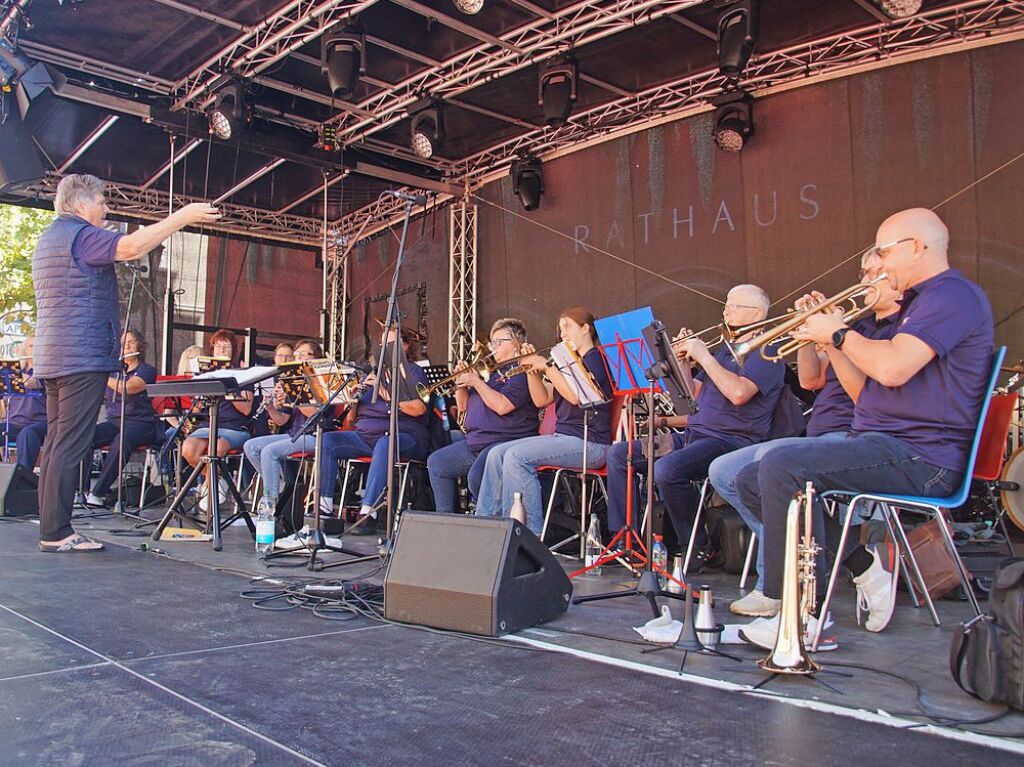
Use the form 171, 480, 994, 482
3, 0, 1023, 247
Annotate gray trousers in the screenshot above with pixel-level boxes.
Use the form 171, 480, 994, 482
38, 372, 108, 541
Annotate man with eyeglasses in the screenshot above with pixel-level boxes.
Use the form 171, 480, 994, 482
31, 174, 219, 553
604, 284, 786, 568
708, 251, 900, 626
427, 318, 540, 513
733, 208, 993, 650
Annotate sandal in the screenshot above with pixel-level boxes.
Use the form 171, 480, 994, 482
39, 534, 105, 553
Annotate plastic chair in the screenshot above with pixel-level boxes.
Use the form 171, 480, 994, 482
971, 390, 1019, 554
812, 346, 1007, 649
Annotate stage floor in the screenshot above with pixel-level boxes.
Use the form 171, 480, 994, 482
1, 508, 1022, 767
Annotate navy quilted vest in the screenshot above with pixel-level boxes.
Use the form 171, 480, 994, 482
31, 215, 121, 379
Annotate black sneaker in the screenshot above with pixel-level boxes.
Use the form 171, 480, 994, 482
348, 515, 378, 536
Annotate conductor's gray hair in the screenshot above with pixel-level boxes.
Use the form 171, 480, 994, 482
54, 174, 106, 217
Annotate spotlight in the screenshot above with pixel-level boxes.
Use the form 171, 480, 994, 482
322, 29, 365, 97
538, 56, 577, 129
452, 0, 484, 13
410, 102, 444, 159
207, 81, 247, 141
872, 0, 922, 17
511, 155, 544, 211
712, 90, 753, 152
717, 0, 760, 79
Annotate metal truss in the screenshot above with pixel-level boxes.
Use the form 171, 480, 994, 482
171, 0, 382, 111
335, 0, 1024, 242
327, 232, 350, 359
447, 201, 478, 365
23, 173, 323, 247
330, 0, 706, 145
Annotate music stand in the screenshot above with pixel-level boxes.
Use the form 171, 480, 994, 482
572, 319, 698, 618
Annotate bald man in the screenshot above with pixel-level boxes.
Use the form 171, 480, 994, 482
734, 208, 994, 651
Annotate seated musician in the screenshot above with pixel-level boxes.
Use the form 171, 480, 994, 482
317, 326, 429, 536
176, 344, 203, 376
708, 253, 900, 618
86, 330, 164, 505
427, 318, 540, 512
180, 329, 254, 509
604, 285, 785, 568
734, 208, 994, 651
243, 339, 322, 505
250, 341, 295, 439
475, 307, 613, 534
2, 336, 48, 471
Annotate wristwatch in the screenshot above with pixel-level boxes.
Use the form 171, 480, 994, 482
831, 327, 850, 349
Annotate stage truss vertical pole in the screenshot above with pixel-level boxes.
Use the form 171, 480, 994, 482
160, 134, 176, 375
320, 171, 331, 355
447, 197, 477, 364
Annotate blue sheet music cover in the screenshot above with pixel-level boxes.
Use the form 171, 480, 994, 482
594, 306, 660, 394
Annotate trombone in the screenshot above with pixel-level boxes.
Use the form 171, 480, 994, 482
726, 275, 886, 365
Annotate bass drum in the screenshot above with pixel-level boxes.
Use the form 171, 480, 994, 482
999, 446, 1024, 532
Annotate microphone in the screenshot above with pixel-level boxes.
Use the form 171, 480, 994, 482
340, 360, 374, 374
124, 262, 148, 274
384, 190, 427, 205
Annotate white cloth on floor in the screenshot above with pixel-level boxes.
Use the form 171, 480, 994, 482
633, 605, 683, 643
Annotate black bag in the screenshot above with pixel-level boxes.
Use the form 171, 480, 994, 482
705, 504, 756, 575
950, 557, 1024, 710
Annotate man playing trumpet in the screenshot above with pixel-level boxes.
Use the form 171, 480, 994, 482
734, 208, 994, 651
604, 284, 786, 567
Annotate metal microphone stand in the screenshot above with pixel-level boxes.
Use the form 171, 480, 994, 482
110, 262, 146, 521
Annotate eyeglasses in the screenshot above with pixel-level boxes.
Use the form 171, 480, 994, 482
488, 337, 516, 349
865, 237, 916, 259
724, 303, 760, 311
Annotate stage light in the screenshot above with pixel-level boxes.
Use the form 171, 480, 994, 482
511, 155, 544, 211
538, 57, 577, 129
207, 81, 247, 141
717, 0, 760, 79
872, 0, 922, 17
712, 90, 753, 152
410, 103, 444, 159
322, 29, 365, 97
452, 0, 484, 13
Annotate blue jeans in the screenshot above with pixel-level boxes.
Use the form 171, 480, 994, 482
188, 427, 250, 451
3, 422, 47, 471
319, 430, 427, 508
475, 434, 609, 534
91, 420, 165, 497
735, 431, 963, 599
708, 432, 846, 592
427, 440, 499, 513
244, 433, 317, 500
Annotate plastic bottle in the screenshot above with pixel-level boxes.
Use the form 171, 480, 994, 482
509, 491, 527, 526
651, 534, 668, 589
584, 513, 603, 575
256, 497, 275, 558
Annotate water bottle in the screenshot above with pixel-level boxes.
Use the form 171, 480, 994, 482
509, 491, 527, 526
584, 513, 603, 575
651, 535, 668, 589
255, 497, 275, 558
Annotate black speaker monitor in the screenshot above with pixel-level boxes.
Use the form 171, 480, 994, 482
384, 512, 572, 637
0, 463, 39, 517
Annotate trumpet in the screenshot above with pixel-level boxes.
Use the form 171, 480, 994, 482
758, 481, 821, 675
416, 341, 493, 402
727, 275, 886, 365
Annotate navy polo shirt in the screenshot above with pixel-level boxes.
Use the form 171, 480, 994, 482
6, 368, 46, 428
806, 314, 898, 437
686, 346, 785, 448
554, 347, 614, 444
853, 268, 993, 471
105, 362, 158, 424
72, 226, 122, 269
463, 367, 539, 451
356, 363, 430, 449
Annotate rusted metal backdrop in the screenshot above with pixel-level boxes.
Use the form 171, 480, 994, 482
302, 41, 1024, 364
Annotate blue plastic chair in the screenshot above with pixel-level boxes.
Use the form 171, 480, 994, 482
811, 346, 1006, 650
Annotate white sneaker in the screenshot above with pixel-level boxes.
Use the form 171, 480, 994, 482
319, 497, 335, 517
729, 589, 781, 617
86, 492, 107, 507
853, 543, 898, 633
738, 612, 838, 652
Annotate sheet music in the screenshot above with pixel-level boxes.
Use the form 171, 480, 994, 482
550, 342, 606, 407
193, 365, 278, 387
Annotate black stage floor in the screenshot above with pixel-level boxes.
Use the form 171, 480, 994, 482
2, 509, 1023, 767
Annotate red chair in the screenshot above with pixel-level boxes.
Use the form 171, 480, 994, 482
972, 390, 1019, 554
538, 393, 628, 557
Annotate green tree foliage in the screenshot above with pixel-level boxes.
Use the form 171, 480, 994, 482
0, 203, 53, 322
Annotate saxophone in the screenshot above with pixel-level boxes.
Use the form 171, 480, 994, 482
757, 481, 821, 675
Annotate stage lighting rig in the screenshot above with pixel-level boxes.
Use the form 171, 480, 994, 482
511, 155, 544, 211
452, 0, 484, 13
716, 0, 760, 80
322, 28, 365, 97
712, 90, 753, 152
410, 100, 444, 160
872, 0, 922, 17
316, 124, 339, 153
538, 55, 577, 129
207, 81, 248, 141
